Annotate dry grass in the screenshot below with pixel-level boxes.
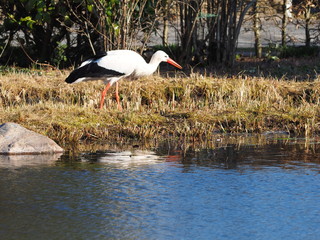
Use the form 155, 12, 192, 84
1, 67, 320, 148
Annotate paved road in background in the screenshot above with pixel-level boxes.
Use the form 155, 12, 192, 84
147, 18, 312, 50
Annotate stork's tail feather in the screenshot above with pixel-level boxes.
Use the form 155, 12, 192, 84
65, 62, 125, 84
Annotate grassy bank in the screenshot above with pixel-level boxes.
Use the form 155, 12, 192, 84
1, 66, 320, 148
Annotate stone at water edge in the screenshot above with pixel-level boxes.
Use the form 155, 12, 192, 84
0, 122, 64, 154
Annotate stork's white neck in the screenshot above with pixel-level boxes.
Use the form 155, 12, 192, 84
134, 55, 162, 77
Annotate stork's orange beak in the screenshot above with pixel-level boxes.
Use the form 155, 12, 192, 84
167, 58, 182, 69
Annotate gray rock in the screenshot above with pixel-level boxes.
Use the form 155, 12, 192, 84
0, 122, 64, 155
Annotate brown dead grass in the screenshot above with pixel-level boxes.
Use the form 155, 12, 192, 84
1, 67, 320, 149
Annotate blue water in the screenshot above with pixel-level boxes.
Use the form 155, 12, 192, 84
0, 138, 320, 240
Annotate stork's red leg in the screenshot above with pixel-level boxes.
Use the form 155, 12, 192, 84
115, 82, 122, 111
100, 82, 111, 109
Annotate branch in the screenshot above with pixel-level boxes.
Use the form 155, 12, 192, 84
18, 38, 58, 70
234, 0, 257, 46
0, 31, 13, 59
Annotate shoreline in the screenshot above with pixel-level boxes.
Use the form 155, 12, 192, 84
1, 67, 320, 150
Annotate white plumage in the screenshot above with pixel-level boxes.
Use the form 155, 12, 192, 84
65, 50, 182, 110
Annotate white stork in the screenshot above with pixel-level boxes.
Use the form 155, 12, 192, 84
65, 50, 182, 110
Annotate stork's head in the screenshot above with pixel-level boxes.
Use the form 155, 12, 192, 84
152, 50, 182, 69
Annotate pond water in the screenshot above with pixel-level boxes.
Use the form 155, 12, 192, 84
1, 136, 320, 240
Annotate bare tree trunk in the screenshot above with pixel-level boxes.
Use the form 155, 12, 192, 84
253, 1, 262, 58
281, 0, 288, 47
120, 1, 127, 49
227, 0, 237, 66
101, 14, 107, 51
178, 0, 204, 63
163, 0, 170, 46
305, 5, 311, 47
206, 0, 255, 66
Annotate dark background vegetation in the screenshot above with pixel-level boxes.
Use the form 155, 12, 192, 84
0, 0, 320, 69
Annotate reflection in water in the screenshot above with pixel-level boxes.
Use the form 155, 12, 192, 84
88, 150, 164, 168
1, 136, 320, 240
156, 136, 320, 171
0, 153, 63, 168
